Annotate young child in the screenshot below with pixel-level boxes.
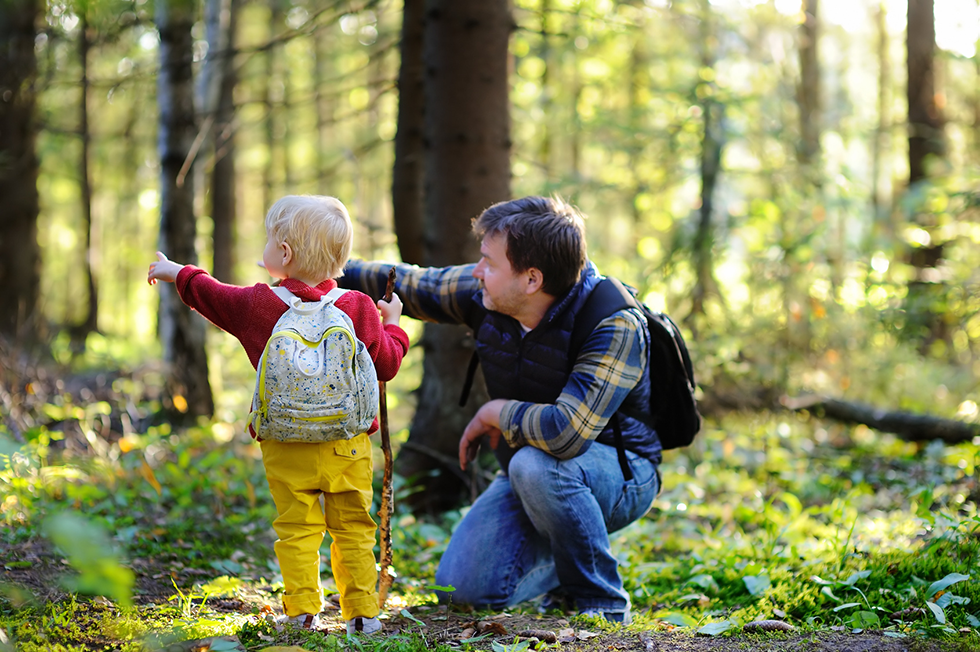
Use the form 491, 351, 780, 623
147, 195, 409, 634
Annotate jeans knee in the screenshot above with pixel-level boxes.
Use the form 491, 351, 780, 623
508, 448, 548, 492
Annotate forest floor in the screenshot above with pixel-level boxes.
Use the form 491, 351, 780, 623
1, 537, 959, 652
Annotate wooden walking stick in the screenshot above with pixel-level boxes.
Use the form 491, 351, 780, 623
377, 266, 397, 608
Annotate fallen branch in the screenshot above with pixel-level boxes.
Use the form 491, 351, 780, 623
781, 395, 980, 444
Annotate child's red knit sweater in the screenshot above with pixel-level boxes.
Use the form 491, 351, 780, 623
174, 265, 410, 437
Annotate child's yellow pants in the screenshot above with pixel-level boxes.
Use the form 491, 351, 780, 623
260, 433, 379, 621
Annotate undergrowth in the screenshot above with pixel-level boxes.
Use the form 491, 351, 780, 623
3, 332, 980, 651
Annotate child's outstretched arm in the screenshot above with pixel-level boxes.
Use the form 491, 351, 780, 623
147, 252, 185, 285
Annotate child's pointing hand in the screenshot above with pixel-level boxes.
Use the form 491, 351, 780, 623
147, 251, 185, 285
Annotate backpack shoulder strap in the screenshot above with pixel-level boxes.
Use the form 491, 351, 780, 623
325, 287, 347, 302
569, 277, 637, 360
271, 285, 296, 305
571, 277, 641, 482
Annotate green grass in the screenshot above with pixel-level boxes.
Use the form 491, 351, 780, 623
3, 335, 980, 650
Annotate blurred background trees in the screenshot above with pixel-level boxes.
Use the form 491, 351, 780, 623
1, 0, 978, 511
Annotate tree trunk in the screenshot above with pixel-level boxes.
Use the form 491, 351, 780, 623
537, 0, 552, 178
201, 0, 237, 283
397, 0, 513, 514
391, 0, 425, 265
871, 1, 890, 232
0, 0, 42, 343
907, 0, 944, 185
157, 0, 214, 419
690, 0, 723, 324
263, 0, 282, 213
797, 0, 820, 168
904, 0, 947, 349
313, 16, 332, 185
75, 14, 99, 345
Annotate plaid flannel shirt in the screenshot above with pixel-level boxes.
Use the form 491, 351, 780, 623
341, 260, 649, 460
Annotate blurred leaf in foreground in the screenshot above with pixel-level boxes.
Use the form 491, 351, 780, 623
42, 511, 134, 607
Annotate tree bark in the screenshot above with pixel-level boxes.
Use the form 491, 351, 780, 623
0, 0, 42, 343
157, 0, 214, 419
871, 1, 890, 230
397, 0, 513, 513
76, 14, 99, 343
907, 0, 944, 185
391, 0, 425, 265
905, 0, 947, 349
201, 0, 237, 283
690, 0, 723, 323
262, 0, 283, 213
797, 0, 820, 168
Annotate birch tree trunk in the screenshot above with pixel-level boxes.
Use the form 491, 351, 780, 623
0, 0, 42, 342
157, 0, 214, 419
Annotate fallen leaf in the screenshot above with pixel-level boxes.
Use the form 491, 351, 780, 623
577, 630, 600, 640
460, 627, 477, 639
478, 621, 508, 636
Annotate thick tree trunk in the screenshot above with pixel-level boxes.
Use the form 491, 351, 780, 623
0, 0, 42, 342
391, 0, 425, 265
397, 0, 512, 513
201, 0, 237, 283
157, 0, 214, 419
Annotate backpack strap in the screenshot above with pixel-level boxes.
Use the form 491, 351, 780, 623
271, 285, 296, 305
271, 285, 347, 307
572, 278, 642, 482
459, 350, 481, 407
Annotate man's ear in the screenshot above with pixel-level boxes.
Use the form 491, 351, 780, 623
281, 241, 294, 266
525, 268, 544, 294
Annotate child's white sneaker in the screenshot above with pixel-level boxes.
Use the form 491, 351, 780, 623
346, 616, 382, 635
280, 612, 321, 630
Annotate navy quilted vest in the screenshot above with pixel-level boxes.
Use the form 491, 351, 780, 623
470, 265, 662, 472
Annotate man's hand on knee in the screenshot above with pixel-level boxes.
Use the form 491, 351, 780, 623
459, 399, 507, 470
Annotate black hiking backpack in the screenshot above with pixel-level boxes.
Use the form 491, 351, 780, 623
571, 277, 702, 452
459, 276, 702, 478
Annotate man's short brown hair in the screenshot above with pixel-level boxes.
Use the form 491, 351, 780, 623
473, 195, 588, 297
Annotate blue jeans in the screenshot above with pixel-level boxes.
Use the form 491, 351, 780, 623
435, 442, 659, 621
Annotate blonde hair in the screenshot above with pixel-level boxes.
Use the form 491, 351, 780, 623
265, 195, 353, 281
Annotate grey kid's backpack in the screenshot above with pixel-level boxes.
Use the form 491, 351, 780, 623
249, 286, 379, 442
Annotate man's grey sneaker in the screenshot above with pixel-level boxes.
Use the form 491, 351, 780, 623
346, 616, 382, 635
280, 612, 321, 630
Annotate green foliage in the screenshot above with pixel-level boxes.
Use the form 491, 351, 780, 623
42, 512, 134, 607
